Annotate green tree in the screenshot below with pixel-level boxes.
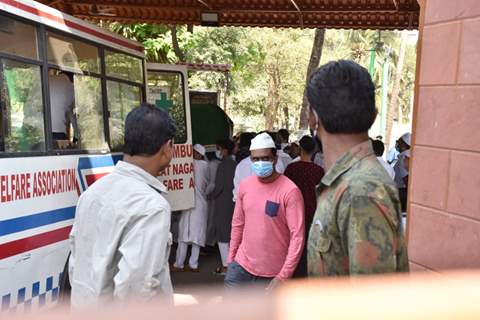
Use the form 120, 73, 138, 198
107, 23, 417, 134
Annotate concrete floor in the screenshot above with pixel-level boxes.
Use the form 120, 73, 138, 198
169, 244, 225, 300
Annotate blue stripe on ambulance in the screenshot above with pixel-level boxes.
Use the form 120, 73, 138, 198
77, 154, 123, 191
1, 273, 62, 312
0, 207, 75, 237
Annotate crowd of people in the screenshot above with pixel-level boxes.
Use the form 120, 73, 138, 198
68, 60, 412, 308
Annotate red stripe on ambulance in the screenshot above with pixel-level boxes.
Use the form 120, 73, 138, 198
0, 226, 72, 260
0, 0, 143, 52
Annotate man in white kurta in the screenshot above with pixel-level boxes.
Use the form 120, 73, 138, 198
174, 144, 210, 271
69, 104, 176, 308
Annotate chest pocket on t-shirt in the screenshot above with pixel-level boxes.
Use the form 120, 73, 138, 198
265, 200, 280, 218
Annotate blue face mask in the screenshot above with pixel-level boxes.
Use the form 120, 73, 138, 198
251, 161, 274, 178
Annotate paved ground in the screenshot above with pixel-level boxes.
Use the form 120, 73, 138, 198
169, 244, 225, 301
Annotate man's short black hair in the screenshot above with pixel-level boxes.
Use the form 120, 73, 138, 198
239, 132, 256, 148
307, 60, 376, 134
217, 139, 235, 155
278, 129, 289, 142
372, 139, 385, 157
299, 135, 316, 154
123, 103, 176, 156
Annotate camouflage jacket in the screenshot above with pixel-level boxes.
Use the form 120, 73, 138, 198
307, 141, 409, 277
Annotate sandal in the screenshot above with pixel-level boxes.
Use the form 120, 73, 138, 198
213, 266, 227, 275
170, 265, 186, 272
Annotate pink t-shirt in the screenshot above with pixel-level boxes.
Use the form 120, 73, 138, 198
227, 175, 305, 280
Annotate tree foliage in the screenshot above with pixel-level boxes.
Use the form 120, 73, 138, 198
107, 23, 417, 133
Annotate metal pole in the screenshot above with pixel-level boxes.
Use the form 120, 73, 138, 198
368, 48, 376, 78
380, 61, 389, 139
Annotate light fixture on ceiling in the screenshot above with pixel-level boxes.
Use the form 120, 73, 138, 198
201, 12, 219, 26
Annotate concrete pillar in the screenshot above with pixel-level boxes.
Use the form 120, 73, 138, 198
408, 0, 480, 272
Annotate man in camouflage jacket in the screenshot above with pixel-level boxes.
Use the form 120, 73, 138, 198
305, 60, 409, 277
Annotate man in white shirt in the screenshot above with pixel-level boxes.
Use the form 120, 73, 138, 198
49, 72, 75, 141
392, 133, 411, 212
174, 144, 210, 272
276, 129, 293, 169
69, 104, 176, 308
372, 139, 395, 180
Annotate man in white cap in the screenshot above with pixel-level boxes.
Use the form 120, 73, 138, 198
232, 133, 286, 202
173, 144, 210, 272
225, 133, 305, 290
392, 133, 411, 212
388, 132, 411, 164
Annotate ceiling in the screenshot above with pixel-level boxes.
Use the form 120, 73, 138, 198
39, 0, 420, 30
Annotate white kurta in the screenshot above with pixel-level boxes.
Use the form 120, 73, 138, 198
178, 159, 210, 247
277, 150, 292, 170
393, 150, 409, 188
377, 156, 396, 180
69, 161, 173, 309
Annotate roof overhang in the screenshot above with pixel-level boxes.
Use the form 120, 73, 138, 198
37, 0, 420, 30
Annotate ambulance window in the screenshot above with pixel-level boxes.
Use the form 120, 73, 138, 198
49, 68, 107, 150
46, 32, 100, 74
107, 80, 142, 151
147, 71, 187, 144
73, 74, 106, 150
105, 50, 143, 84
0, 59, 45, 152
0, 16, 38, 61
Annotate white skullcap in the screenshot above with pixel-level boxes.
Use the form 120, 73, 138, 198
400, 132, 411, 146
193, 144, 206, 156
250, 132, 276, 151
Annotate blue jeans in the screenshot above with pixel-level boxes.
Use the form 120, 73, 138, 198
224, 261, 273, 289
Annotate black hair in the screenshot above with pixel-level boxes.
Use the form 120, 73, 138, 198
277, 129, 289, 142
372, 139, 385, 157
314, 136, 323, 153
299, 135, 316, 154
123, 103, 177, 156
59, 71, 74, 82
239, 132, 256, 148
307, 60, 376, 134
217, 139, 235, 155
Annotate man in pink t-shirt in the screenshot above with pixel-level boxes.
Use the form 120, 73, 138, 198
225, 132, 305, 291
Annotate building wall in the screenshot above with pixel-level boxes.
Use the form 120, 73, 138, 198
408, 0, 480, 272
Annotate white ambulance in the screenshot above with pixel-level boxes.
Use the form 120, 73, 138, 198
0, 0, 194, 313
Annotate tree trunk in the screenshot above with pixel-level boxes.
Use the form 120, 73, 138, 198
170, 25, 186, 62
299, 28, 326, 129
265, 63, 280, 131
283, 105, 289, 131
385, 30, 408, 150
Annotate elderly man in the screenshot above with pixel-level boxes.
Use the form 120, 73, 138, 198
225, 133, 305, 290
69, 104, 176, 308
306, 60, 408, 277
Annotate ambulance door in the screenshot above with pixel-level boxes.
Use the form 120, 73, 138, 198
146, 64, 194, 211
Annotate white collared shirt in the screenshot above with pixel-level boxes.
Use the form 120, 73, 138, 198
69, 161, 173, 308
377, 156, 396, 180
